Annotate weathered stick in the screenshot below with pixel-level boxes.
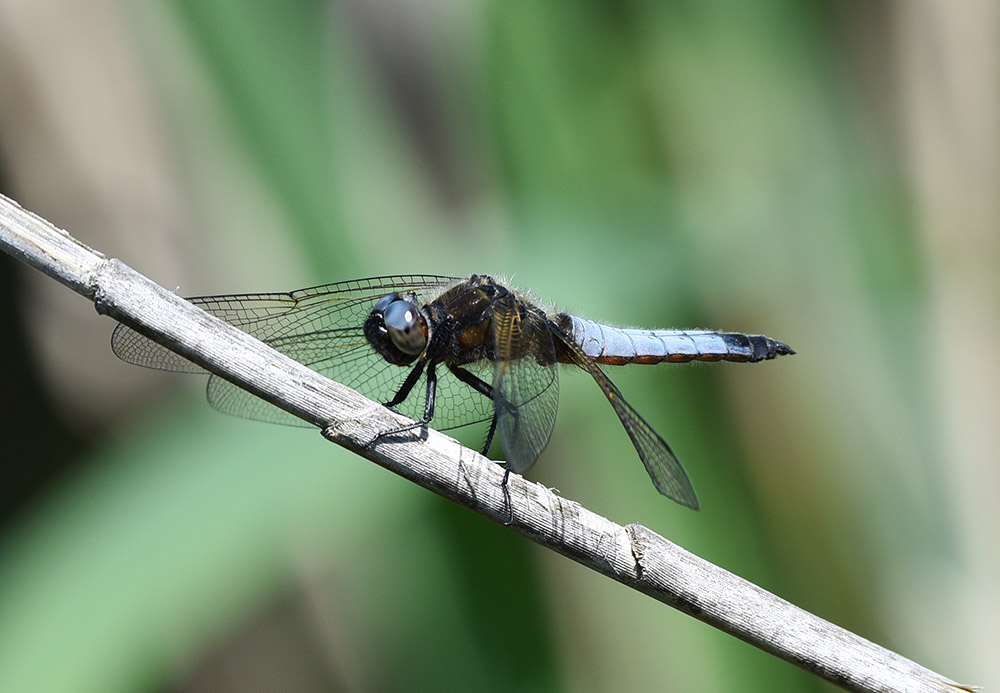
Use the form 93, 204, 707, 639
0, 193, 974, 693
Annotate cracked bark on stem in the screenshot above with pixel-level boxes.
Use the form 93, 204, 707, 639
0, 193, 975, 693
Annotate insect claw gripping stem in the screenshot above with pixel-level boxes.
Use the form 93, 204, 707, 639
501, 468, 514, 526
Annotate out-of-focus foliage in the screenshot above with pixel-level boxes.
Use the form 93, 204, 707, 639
0, 1, 994, 691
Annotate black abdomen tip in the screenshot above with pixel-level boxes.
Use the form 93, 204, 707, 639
739, 334, 795, 361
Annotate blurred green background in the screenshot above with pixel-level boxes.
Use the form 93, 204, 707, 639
0, 1, 995, 691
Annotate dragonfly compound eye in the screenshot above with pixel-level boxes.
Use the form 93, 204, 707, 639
383, 300, 428, 355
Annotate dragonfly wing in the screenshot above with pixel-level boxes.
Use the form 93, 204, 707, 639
111, 324, 208, 373
111, 275, 454, 370
207, 376, 304, 425
114, 275, 492, 429
205, 353, 495, 429
492, 296, 560, 474
551, 322, 699, 509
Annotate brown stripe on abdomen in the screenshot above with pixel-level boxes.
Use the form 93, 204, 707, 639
559, 314, 793, 365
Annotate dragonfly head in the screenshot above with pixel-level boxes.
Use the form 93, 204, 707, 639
364, 293, 430, 366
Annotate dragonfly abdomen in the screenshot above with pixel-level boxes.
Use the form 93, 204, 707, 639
561, 315, 793, 365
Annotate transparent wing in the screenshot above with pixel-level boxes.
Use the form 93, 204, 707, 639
111, 275, 454, 371
112, 274, 493, 430
492, 296, 560, 474
551, 323, 699, 509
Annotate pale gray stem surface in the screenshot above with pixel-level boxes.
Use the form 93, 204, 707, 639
0, 193, 976, 693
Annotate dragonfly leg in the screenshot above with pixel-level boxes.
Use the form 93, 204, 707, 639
447, 365, 518, 456
481, 393, 520, 466
384, 359, 426, 408
364, 362, 437, 447
483, 415, 498, 455
420, 361, 438, 423
502, 468, 513, 526
448, 364, 514, 524
448, 365, 497, 454
448, 365, 493, 398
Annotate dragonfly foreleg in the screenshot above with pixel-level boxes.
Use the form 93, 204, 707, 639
420, 361, 438, 423
384, 359, 426, 408
365, 361, 437, 447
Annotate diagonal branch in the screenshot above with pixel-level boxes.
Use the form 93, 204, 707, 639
0, 193, 975, 693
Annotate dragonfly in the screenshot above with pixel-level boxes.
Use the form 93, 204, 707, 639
112, 274, 793, 509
